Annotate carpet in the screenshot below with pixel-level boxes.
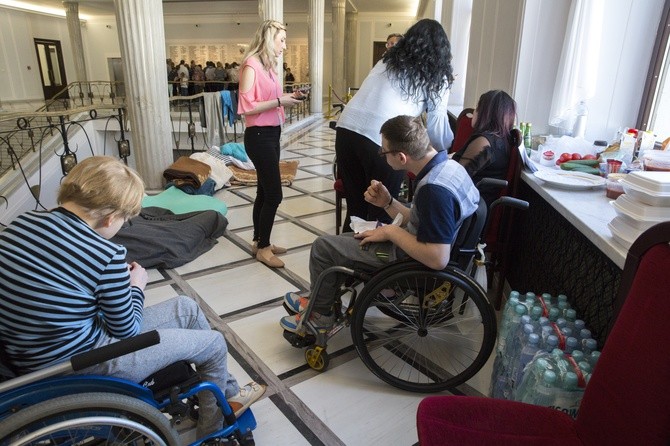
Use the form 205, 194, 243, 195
229, 160, 299, 186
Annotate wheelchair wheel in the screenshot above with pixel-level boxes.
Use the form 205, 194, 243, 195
0, 392, 180, 446
351, 264, 497, 393
305, 347, 330, 372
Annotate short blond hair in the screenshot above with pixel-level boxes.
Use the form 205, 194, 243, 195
243, 20, 286, 71
57, 156, 144, 221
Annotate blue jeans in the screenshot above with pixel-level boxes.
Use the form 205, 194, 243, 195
81, 296, 239, 437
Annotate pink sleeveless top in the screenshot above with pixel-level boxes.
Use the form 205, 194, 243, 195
237, 56, 285, 127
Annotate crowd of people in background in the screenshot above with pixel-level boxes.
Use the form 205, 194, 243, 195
167, 58, 241, 96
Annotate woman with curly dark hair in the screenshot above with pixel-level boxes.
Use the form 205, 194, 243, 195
335, 19, 455, 232
452, 90, 520, 206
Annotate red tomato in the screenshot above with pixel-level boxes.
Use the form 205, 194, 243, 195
571, 153, 582, 160
583, 154, 597, 160
559, 153, 571, 162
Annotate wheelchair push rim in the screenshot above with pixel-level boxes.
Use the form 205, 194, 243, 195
351, 264, 497, 393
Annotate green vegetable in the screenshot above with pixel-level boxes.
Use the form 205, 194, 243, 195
563, 159, 600, 167
559, 162, 601, 175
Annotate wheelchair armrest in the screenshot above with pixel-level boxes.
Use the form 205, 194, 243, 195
71, 330, 160, 372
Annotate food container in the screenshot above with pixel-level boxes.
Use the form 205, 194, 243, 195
605, 173, 626, 199
608, 216, 642, 249
611, 194, 670, 222
642, 151, 670, 172
540, 149, 556, 167
621, 171, 670, 206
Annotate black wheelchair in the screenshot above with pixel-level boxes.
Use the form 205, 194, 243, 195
283, 179, 528, 393
0, 331, 257, 446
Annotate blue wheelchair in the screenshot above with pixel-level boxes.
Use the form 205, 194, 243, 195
0, 331, 257, 446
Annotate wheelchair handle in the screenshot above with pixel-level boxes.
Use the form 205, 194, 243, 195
476, 178, 508, 189
491, 196, 529, 211
71, 330, 161, 371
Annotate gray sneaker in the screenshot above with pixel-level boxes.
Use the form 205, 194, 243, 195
280, 310, 336, 333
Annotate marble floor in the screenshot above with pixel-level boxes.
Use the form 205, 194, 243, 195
143, 118, 493, 445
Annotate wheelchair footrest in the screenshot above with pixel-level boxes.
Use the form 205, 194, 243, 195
282, 330, 315, 348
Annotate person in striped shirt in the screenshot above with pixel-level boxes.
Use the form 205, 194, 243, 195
0, 156, 264, 437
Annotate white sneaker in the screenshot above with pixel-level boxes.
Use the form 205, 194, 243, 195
227, 381, 266, 417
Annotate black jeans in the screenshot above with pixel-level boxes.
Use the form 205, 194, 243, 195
244, 126, 282, 249
335, 127, 405, 231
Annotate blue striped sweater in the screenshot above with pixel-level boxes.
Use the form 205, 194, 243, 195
0, 208, 144, 373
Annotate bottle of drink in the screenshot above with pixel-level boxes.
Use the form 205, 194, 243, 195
582, 338, 598, 355
541, 293, 553, 307
511, 332, 541, 392
572, 319, 586, 333
564, 336, 579, 354
533, 370, 558, 407
515, 356, 552, 403
570, 350, 585, 365
548, 307, 561, 322
496, 292, 521, 354
578, 328, 592, 342
553, 371, 583, 418
543, 334, 560, 353
588, 351, 601, 369
564, 309, 577, 325
524, 122, 533, 156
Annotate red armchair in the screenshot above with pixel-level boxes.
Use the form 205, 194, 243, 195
416, 221, 670, 445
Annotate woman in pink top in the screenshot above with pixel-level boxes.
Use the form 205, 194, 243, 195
238, 20, 304, 268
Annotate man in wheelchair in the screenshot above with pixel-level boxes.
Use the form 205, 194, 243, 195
280, 114, 480, 333
0, 156, 265, 439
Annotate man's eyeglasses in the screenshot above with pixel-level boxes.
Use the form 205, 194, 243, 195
379, 150, 401, 158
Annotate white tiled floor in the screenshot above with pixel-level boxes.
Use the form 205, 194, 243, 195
142, 118, 492, 445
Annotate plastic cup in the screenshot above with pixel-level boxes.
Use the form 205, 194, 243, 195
607, 159, 623, 174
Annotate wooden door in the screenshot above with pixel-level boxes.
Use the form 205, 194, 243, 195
34, 39, 69, 101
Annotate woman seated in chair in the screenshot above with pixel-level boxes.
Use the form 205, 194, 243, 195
452, 90, 520, 206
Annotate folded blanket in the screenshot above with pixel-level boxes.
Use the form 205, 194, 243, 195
229, 160, 299, 186
163, 156, 211, 189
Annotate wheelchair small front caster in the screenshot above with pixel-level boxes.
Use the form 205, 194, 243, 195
305, 346, 329, 372
238, 432, 255, 446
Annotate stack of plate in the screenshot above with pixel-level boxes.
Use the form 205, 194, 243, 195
608, 171, 670, 248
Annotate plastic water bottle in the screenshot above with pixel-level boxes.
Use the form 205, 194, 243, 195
533, 370, 558, 407
541, 293, 553, 307
564, 337, 579, 354
523, 292, 537, 311
543, 334, 559, 352
564, 309, 577, 325
582, 338, 598, 355
516, 356, 552, 403
570, 350, 585, 365
496, 292, 521, 354
572, 319, 586, 333
578, 329, 592, 342
512, 332, 541, 391
588, 351, 601, 369
548, 307, 561, 322
552, 371, 583, 418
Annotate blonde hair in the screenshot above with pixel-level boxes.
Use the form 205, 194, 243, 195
243, 20, 286, 72
57, 156, 145, 221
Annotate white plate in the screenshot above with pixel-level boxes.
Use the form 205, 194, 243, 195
534, 170, 605, 190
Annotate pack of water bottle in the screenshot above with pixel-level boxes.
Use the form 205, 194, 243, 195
489, 291, 600, 418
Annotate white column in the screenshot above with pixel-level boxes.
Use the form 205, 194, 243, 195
331, 0, 346, 98
258, 0, 284, 83
113, 0, 172, 189
309, 0, 324, 113
345, 11, 358, 91
63, 2, 87, 82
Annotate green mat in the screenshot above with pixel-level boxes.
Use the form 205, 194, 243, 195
142, 186, 227, 216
